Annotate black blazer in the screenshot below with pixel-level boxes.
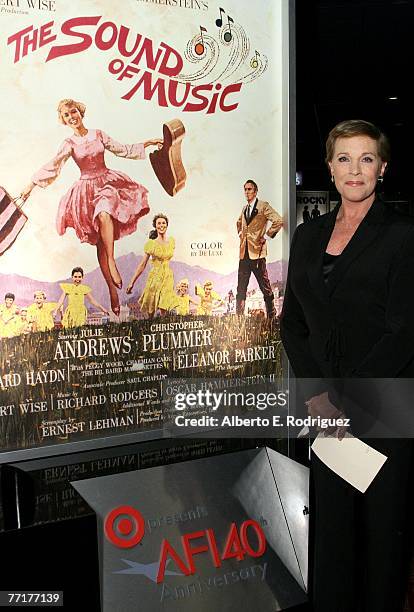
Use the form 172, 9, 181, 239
280, 199, 414, 380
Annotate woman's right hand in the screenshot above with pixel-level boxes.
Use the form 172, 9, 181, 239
306, 391, 348, 440
20, 182, 35, 202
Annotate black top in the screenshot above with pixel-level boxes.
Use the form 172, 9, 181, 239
322, 252, 339, 284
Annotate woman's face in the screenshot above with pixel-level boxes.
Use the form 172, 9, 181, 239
328, 135, 387, 205
72, 272, 83, 285
60, 105, 84, 130
155, 217, 168, 235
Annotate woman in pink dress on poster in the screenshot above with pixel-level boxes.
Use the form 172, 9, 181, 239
20, 98, 162, 316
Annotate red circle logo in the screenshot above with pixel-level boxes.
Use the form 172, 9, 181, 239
104, 505, 145, 548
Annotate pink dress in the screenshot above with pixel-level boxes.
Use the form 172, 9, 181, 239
31, 129, 149, 245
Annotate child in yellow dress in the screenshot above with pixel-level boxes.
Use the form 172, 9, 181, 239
28, 291, 60, 332
13, 307, 33, 336
54, 267, 109, 328
195, 281, 224, 315
126, 214, 176, 318
0, 293, 18, 338
172, 279, 198, 315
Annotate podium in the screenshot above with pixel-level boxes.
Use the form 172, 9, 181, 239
73, 447, 309, 612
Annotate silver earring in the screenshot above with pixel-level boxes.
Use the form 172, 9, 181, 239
377, 176, 383, 183
331, 175, 335, 183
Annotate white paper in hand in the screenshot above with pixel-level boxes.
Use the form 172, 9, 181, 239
311, 432, 387, 493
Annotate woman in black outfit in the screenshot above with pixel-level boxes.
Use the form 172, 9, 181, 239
281, 119, 414, 612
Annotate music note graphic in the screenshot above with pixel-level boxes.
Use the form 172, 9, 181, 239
215, 7, 225, 27
224, 16, 234, 42
250, 50, 260, 69
195, 26, 207, 56
216, 7, 234, 42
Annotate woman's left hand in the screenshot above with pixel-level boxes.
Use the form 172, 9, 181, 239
20, 182, 35, 202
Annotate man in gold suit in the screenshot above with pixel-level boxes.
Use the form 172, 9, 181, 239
236, 180, 283, 318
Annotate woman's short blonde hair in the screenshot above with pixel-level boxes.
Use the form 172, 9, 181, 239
325, 119, 390, 164
57, 99, 86, 125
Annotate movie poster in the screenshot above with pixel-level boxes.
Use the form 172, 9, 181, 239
0, 0, 290, 456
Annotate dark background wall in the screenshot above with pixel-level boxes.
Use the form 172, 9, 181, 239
296, 0, 412, 202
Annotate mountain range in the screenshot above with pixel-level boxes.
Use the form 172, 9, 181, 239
0, 254, 286, 308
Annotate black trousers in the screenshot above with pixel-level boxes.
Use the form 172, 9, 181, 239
236, 254, 273, 303
310, 439, 414, 612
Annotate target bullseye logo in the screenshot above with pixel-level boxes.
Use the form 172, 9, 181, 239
104, 505, 145, 549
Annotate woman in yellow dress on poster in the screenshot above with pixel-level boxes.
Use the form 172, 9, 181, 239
195, 281, 224, 315
54, 267, 109, 328
126, 214, 175, 318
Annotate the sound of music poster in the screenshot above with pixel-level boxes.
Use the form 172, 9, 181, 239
0, 0, 291, 458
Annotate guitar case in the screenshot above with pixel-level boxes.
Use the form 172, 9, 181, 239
150, 119, 186, 197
